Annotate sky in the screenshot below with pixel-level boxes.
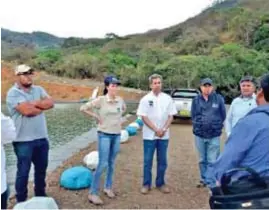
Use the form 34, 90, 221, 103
1, 0, 213, 38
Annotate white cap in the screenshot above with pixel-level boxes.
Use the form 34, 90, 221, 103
14, 64, 33, 75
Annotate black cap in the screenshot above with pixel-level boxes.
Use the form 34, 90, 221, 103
240, 75, 255, 84
104, 76, 121, 85
201, 78, 213, 86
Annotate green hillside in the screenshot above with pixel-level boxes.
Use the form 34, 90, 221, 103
1, 0, 269, 100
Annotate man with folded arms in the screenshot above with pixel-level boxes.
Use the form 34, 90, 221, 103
6, 64, 54, 202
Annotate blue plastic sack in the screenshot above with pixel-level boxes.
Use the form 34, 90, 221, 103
60, 166, 92, 190
135, 118, 144, 126
125, 126, 137, 136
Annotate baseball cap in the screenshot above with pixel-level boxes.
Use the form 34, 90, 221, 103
240, 75, 255, 84
104, 76, 121, 85
15, 64, 33, 75
201, 78, 213, 86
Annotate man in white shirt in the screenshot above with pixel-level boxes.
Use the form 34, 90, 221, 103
225, 76, 257, 137
137, 74, 177, 194
1, 113, 16, 210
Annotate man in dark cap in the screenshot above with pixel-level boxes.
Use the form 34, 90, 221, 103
225, 76, 257, 137
191, 78, 226, 188
208, 73, 269, 188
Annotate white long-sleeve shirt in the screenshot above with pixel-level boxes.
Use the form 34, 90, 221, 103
225, 94, 257, 137
1, 113, 16, 193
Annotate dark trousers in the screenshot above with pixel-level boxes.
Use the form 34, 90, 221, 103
13, 138, 49, 202
143, 139, 169, 187
1, 190, 8, 210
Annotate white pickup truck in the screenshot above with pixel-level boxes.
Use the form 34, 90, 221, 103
170, 88, 200, 119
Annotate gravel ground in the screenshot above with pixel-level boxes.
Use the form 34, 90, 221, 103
8, 117, 226, 209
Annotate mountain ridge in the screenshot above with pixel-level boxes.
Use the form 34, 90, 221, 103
1, 0, 269, 101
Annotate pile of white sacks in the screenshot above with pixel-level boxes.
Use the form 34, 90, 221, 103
83, 117, 143, 170
13, 197, 59, 209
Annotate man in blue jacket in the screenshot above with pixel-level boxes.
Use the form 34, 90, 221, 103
208, 73, 269, 188
191, 78, 226, 188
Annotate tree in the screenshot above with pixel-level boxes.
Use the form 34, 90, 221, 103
32, 49, 62, 70
228, 8, 260, 46
2, 46, 36, 62
253, 24, 269, 52
211, 43, 269, 97
51, 53, 108, 79
105, 33, 129, 40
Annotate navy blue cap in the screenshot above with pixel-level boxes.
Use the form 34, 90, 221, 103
260, 73, 269, 90
104, 76, 121, 85
201, 78, 213, 86
240, 75, 255, 84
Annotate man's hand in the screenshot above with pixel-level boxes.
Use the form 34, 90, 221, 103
29, 100, 39, 107
31, 98, 54, 110
155, 129, 165, 138
15, 102, 43, 117
142, 116, 159, 134
155, 129, 163, 137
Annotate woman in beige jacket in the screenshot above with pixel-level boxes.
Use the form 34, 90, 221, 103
80, 76, 126, 205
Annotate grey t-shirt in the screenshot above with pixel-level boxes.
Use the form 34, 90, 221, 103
6, 83, 50, 142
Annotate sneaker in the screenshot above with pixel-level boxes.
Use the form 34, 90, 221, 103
104, 189, 116, 198
140, 186, 150, 194
196, 181, 207, 188
88, 194, 104, 205
157, 185, 170, 194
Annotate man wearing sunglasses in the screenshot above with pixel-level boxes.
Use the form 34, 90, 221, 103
6, 64, 54, 203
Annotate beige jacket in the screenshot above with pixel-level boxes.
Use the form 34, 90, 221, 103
80, 95, 126, 134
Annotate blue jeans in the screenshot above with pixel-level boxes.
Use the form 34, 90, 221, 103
194, 136, 220, 185
13, 138, 49, 202
90, 132, 120, 195
143, 139, 169, 188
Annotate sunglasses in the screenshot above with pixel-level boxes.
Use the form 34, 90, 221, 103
18, 71, 34, 76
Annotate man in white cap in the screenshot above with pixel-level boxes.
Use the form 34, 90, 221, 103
6, 64, 54, 203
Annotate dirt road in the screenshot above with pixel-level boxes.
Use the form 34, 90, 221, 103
9, 118, 226, 209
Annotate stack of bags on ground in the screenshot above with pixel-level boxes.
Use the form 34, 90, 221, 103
13, 197, 59, 209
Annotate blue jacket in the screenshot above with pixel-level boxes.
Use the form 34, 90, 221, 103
191, 92, 226, 138
207, 104, 269, 188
